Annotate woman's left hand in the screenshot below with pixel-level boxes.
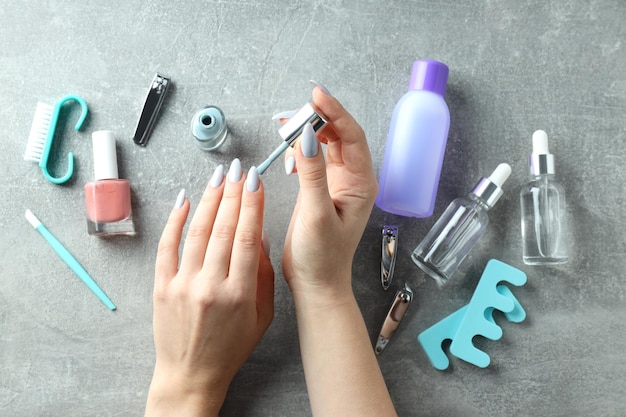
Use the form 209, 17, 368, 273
145, 160, 274, 417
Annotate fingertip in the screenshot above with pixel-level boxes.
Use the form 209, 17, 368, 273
246, 166, 262, 193
312, 88, 368, 150
209, 164, 225, 188
301, 123, 319, 158
312, 85, 340, 112
285, 155, 296, 175
309, 80, 332, 97
228, 158, 243, 183
174, 189, 186, 209
292, 126, 331, 207
272, 109, 298, 121
156, 189, 191, 282
310, 91, 343, 142
170, 189, 191, 219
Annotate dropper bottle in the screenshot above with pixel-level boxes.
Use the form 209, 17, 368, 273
520, 130, 569, 265
411, 163, 512, 285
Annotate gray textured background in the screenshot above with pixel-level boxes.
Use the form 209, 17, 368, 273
1, 1, 625, 416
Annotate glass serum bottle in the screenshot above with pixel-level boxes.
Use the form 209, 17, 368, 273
520, 130, 568, 265
411, 163, 512, 285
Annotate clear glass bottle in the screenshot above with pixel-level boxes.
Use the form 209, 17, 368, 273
520, 130, 568, 265
411, 163, 511, 285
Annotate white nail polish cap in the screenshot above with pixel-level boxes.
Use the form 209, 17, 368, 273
278, 102, 327, 146
92, 131, 119, 180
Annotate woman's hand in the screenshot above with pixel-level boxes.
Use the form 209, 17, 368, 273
145, 160, 274, 417
280, 85, 397, 417
282, 86, 379, 302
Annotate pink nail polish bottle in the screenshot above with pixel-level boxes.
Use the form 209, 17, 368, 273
84, 131, 136, 236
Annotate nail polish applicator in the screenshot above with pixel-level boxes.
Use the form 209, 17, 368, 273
256, 102, 327, 175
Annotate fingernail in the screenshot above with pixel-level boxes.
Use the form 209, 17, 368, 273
285, 155, 296, 175
272, 110, 298, 120
309, 80, 332, 97
174, 189, 186, 209
246, 166, 260, 192
301, 123, 318, 158
262, 229, 270, 256
209, 164, 225, 188
228, 158, 243, 183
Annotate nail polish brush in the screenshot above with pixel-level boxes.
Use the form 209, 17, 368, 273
257, 102, 327, 175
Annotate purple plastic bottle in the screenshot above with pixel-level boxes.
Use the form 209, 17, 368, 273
375, 60, 450, 218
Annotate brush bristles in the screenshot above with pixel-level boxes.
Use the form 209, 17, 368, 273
24, 102, 54, 162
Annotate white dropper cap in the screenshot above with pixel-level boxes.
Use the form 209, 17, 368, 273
532, 130, 550, 154
488, 163, 512, 188
472, 163, 512, 208
529, 130, 555, 175
92, 131, 119, 181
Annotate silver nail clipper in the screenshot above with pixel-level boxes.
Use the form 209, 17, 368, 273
381, 225, 398, 290
133, 73, 171, 146
375, 283, 413, 355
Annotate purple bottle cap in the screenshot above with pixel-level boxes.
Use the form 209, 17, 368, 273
408, 59, 449, 96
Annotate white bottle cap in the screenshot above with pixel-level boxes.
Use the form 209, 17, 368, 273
472, 163, 512, 208
92, 131, 119, 180
532, 130, 550, 154
529, 130, 555, 175
488, 163, 512, 188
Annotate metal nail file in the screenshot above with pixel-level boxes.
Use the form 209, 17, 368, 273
381, 225, 398, 290
133, 73, 171, 146
375, 283, 413, 355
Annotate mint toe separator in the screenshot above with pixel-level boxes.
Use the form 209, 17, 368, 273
418, 259, 527, 370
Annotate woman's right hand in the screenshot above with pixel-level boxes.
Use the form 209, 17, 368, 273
282, 86, 378, 302
280, 84, 397, 417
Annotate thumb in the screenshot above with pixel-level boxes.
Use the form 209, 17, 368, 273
294, 123, 333, 212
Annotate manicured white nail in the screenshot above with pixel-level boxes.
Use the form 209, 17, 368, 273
309, 80, 332, 97
209, 165, 225, 188
262, 229, 270, 256
272, 110, 298, 120
285, 155, 296, 175
246, 166, 260, 192
174, 189, 186, 209
301, 123, 318, 158
228, 158, 242, 183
